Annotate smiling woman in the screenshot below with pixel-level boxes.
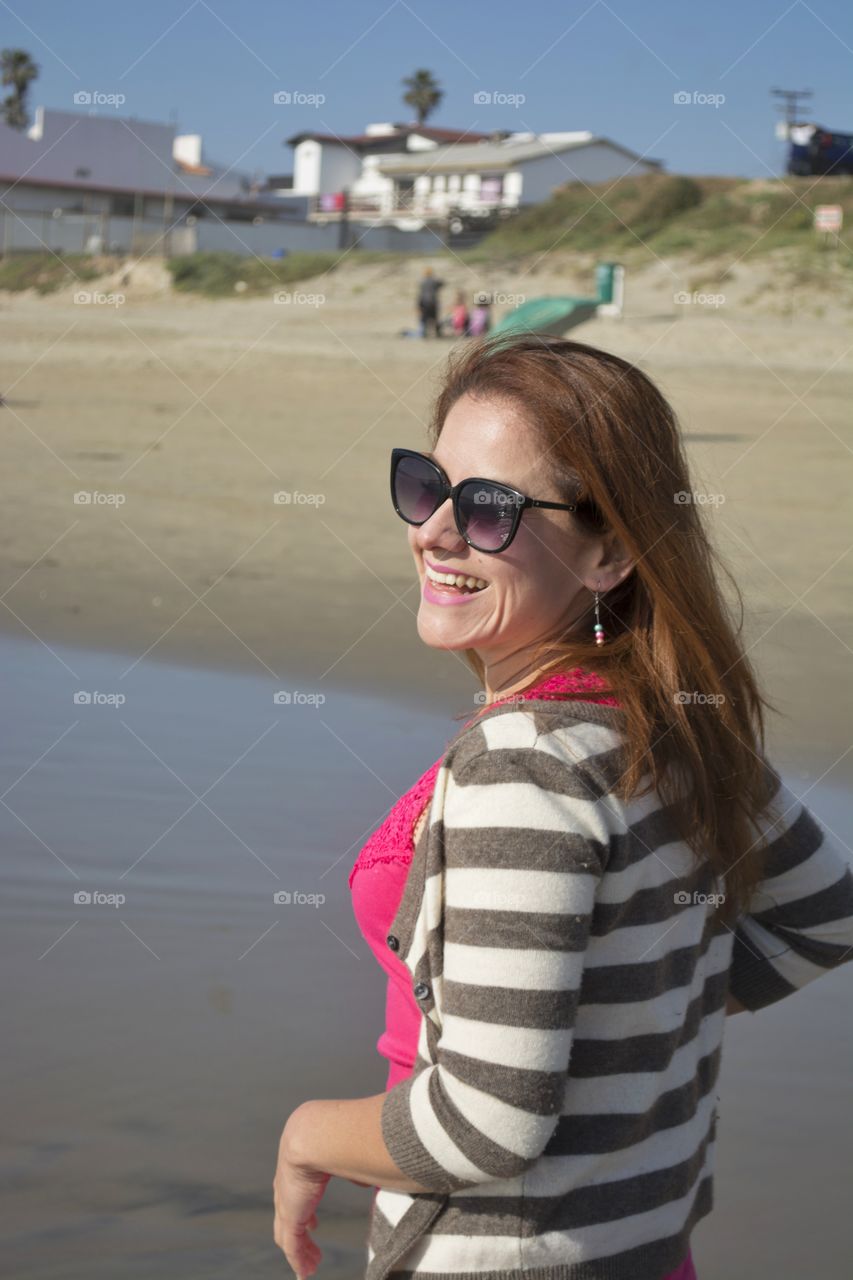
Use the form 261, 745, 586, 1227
273, 334, 853, 1280
400, 333, 776, 914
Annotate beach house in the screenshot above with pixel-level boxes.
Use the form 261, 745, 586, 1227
286, 122, 663, 227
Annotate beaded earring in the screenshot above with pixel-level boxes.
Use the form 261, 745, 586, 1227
593, 584, 606, 647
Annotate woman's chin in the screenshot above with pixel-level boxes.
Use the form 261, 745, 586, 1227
417, 615, 482, 652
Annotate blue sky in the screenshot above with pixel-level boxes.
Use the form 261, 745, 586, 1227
5, 0, 852, 179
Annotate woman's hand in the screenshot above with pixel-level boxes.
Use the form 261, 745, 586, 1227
273, 1112, 332, 1279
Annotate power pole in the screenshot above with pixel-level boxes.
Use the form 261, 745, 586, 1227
771, 86, 813, 133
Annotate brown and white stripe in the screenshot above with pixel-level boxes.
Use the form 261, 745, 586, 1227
365, 698, 853, 1280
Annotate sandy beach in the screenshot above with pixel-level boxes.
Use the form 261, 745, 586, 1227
2, 251, 851, 779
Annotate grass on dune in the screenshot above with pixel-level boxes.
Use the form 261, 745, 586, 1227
165, 248, 409, 296
0, 252, 113, 293
462, 173, 853, 269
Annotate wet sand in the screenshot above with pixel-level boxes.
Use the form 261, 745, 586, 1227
1, 634, 456, 1278
2, 632, 851, 1280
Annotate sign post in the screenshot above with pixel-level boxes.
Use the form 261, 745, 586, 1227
814, 204, 843, 250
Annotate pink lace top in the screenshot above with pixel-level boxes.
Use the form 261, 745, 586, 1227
349, 668, 620, 1088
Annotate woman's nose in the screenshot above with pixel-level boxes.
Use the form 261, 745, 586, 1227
412, 498, 465, 552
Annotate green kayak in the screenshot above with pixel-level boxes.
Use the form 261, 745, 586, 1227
490, 295, 600, 338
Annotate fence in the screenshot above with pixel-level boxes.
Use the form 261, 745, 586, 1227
0, 206, 446, 259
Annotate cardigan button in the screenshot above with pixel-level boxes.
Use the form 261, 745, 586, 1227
386, 933, 400, 951
413, 981, 430, 1001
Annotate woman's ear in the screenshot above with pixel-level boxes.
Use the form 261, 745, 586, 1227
587, 533, 635, 593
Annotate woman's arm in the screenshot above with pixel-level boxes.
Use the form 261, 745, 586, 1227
727, 766, 853, 1012
283, 991, 754, 1186
280, 1094, 432, 1193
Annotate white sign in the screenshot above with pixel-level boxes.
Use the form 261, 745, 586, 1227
814, 205, 843, 233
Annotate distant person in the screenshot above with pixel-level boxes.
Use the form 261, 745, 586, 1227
450, 290, 470, 338
417, 267, 444, 338
469, 291, 492, 337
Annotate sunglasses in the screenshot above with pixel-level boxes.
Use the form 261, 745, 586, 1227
390, 447, 577, 554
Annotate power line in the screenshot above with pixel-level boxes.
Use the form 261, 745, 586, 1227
770, 86, 813, 130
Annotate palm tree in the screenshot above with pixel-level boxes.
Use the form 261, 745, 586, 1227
1, 48, 39, 129
401, 69, 443, 127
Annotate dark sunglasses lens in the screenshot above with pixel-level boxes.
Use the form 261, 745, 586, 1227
393, 454, 444, 524
457, 481, 518, 550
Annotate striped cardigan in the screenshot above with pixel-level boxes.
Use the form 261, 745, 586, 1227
366, 696, 853, 1280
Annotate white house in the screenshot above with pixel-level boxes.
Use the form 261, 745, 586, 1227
286, 122, 663, 222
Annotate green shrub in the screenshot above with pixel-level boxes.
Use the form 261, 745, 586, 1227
0, 251, 109, 293
165, 249, 405, 296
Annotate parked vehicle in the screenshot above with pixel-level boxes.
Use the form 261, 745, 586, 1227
446, 205, 518, 236
787, 123, 853, 176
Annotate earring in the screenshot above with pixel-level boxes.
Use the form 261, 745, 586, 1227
593, 584, 606, 647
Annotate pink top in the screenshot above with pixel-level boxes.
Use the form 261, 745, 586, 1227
349, 669, 620, 1088
348, 667, 697, 1279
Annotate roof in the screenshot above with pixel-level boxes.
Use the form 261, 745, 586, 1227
286, 123, 499, 149
0, 106, 264, 203
0, 169, 289, 211
374, 132, 661, 175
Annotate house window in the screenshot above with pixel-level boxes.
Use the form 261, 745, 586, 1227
396, 178, 415, 208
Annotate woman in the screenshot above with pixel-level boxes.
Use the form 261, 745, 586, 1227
417, 267, 444, 339
273, 335, 853, 1279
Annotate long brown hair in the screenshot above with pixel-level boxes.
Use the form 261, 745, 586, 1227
428, 333, 780, 926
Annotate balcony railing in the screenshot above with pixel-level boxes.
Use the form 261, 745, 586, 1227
308, 194, 514, 220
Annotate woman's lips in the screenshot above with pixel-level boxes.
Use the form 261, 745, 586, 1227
422, 576, 488, 606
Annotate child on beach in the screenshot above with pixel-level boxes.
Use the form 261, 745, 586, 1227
469, 292, 492, 337
450, 290, 470, 337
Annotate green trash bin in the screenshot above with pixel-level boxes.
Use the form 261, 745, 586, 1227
596, 262, 617, 305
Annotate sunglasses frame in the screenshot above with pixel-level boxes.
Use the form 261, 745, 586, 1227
390, 446, 578, 554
